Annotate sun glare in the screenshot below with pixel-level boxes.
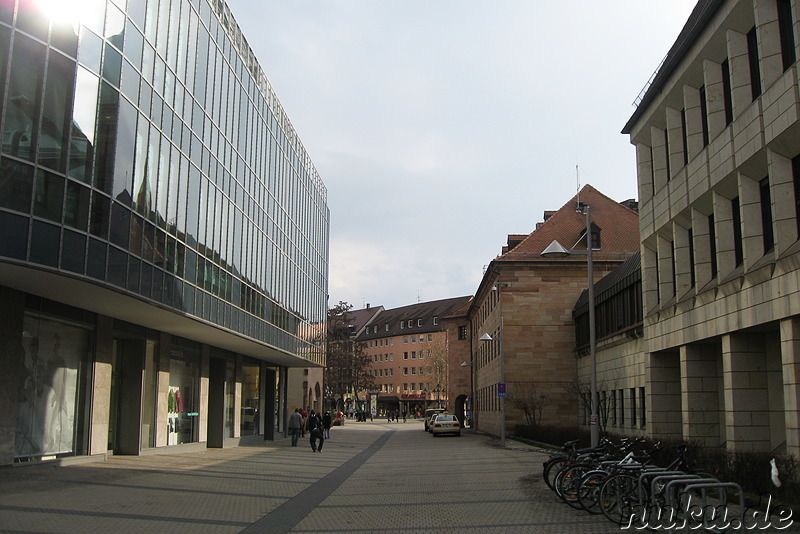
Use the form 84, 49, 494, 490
34, 0, 105, 28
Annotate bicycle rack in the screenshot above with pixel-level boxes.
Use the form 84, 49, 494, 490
678, 481, 744, 533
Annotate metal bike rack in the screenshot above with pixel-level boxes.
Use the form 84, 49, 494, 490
678, 481, 744, 533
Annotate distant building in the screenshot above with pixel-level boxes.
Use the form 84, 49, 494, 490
355, 297, 472, 417
0, 0, 329, 466
467, 185, 640, 439
623, 0, 800, 455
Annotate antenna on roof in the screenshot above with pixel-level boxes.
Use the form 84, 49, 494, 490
576, 164, 581, 207
417, 290, 421, 303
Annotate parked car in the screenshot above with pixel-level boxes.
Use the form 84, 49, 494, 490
424, 408, 446, 432
430, 414, 461, 437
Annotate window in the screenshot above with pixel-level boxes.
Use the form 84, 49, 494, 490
618, 390, 625, 426
400, 322, 404, 330
433, 316, 438, 325
417, 319, 422, 327
793, 155, 800, 237
403, 336, 408, 344
778, 0, 796, 71
419, 351, 425, 360
411, 383, 416, 391
403, 383, 408, 392
385, 323, 389, 331
590, 223, 601, 249
407, 320, 413, 328
427, 334, 432, 342
709, 214, 718, 279
680, 108, 688, 166
688, 228, 695, 289
411, 367, 416, 375
761, 177, 774, 253
411, 336, 416, 344
721, 59, 733, 126
664, 127, 671, 180
419, 335, 424, 343
411, 351, 416, 359
630, 387, 637, 427
732, 197, 743, 267
458, 326, 467, 340
639, 387, 646, 426
699, 85, 709, 147
390, 368, 394, 375
403, 368, 408, 376
747, 26, 762, 100
403, 352, 408, 360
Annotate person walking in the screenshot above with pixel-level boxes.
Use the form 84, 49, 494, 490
299, 409, 308, 437
322, 411, 332, 439
288, 408, 302, 447
309, 425, 324, 452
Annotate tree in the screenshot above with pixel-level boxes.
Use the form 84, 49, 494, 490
510, 382, 549, 426
426, 337, 449, 407
565, 372, 620, 435
324, 302, 376, 410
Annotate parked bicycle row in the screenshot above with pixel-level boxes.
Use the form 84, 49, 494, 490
541, 436, 751, 530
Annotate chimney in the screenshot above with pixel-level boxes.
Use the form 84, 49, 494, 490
366, 303, 370, 309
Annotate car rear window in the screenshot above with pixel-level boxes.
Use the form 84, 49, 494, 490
437, 415, 456, 421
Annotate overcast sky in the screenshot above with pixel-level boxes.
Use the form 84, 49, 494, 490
226, 1, 698, 311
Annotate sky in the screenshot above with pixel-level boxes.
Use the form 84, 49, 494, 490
226, 1, 699, 311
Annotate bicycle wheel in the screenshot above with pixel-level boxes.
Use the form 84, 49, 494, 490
599, 473, 639, 525
558, 464, 590, 509
542, 456, 567, 491
577, 469, 608, 514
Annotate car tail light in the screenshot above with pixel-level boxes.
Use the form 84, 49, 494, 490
454, 423, 460, 427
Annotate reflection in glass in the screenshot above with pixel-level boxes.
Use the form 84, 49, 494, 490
4, 34, 46, 162
0, 157, 34, 213
112, 96, 137, 203
64, 179, 89, 231
33, 169, 64, 222
61, 229, 86, 273
93, 81, 118, 193
39, 51, 76, 173
77, 27, 103, 74
29, 220, 60, 267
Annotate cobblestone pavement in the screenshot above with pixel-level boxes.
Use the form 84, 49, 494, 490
1, 421, 797, 533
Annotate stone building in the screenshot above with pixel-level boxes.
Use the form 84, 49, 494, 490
467, 185, 640, 440
623, 0, 800, 454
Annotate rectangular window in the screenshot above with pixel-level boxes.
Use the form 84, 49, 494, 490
688, 228, 696, 289
411, 336, 416, 344
403, 352, 408, 360
709, 214, 718, 279
761, 177, 774, 253
403, 367, 408, 375
411, 367, 416, 375
419, 351, 424, 360
733, 197, 743, 267
680, 108, 689, 166
417, 319, 422, 327
699, 86, 709, 147
639, 387, 646, 427
630, 387, 637, 427
403, 336, 408, 344
433, 316, 438, 325
407, 320, 412, 328
411, 351, 416, 359
664, 128, 671, 180
670, 241, 676, 298
778, 0, 796, 71
419, 335, 424, 343
403, 383, 408, 392
400, 322, 403, 330
748, 26, 762, 100
793, 155, 800, 238
722, 59, 733, 126
618, 390, 625, 426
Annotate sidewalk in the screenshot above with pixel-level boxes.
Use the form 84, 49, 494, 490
1, 421, 789, 533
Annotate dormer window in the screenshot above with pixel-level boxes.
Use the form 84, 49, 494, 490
433, 316, 438, 325
417, 319, 422, 327
407, 320, 412, 328
586, 223, 601, 249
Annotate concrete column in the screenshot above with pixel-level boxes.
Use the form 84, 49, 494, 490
154, 332, 171, 448
681, 344, 722, 446
656, 233, 675, 303
637, 142, 655, 202
89, 316, 113, 456
666, 107, 685, 180
691, 208, 713, 289
767, 150, 799, 254
703, 59, 727, 139
198, 345, 210, 443
683, 85, 704, 160
642, 242, 660, 313
781, 317, 800, 456
650, 126, 669, 194
738, 172, 766, 269
726, 29, 751, 120
673, 222, 693, 298
755, 0, 784, 90
722, 333, 771, 452
645, 350, 682, 440
0, 287, 26, 466
713, 190, 738, 278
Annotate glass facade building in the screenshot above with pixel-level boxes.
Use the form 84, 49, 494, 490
0, 0, 329, 465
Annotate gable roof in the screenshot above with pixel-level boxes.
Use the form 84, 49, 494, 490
357, 296, 472, 339
497, 184, 640, 262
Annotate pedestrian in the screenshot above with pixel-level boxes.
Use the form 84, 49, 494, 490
288, 408, 302, 446
402, 411, 407, 423
299, 408, 308, 437
309, 425, 324, 452
369, 411, 373, 422
322, 411, 332, 439
306, 409, 319, 435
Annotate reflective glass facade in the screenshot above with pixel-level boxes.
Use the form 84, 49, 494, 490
0, 0, 330, 359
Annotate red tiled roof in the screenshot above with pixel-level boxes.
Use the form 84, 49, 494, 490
497, 184, 640, 262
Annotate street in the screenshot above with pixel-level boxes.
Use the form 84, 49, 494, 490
0, 421, 772, 533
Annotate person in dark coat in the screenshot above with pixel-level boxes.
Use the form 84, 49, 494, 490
322, 411, 332, 439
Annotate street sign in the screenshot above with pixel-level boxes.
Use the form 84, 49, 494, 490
497, 383, 506, 398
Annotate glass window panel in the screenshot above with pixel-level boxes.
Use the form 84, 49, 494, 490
79, 0, 107, 36
0, 0, 12, 23
33, 169, 64, 222
176, 154, 188, 234
109, 201, 130, 247
29, 219, 60, 267
86, 237, 106, 279
0, 210, 29, 259
0, 157, 34, 213
152, 263, 163, 301
167, 142, 179, 232
4, 33, 45, 162
89, 190, 109, 239
15, 0, 48, 40
132, 112, 149, 215
127, 0, 146, 29
77, 27, 103, 74
50, 19, 79, 58
102, 43, 122, 87
61, 228, 86, 273
93, 81, 118, 193
141, 42, 155, 84
127, 255, 141, 292
107, 246, 127, 287
124, 20, 143, 69
155, 136, 169, 228
39, 51, 76, 173
68, 66, 99, 183
120, 59, 140, 103
104, 2, 125, 47
140, 261, 152, 297
144, 125, 159, 223
153, 54, 165, 96
64, 179, 90, 230
112, 95, 137, 202
0, 27, 9, 122
138, 80, 152, 116
129, 213, 143, 256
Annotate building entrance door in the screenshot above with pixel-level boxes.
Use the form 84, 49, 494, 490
108, 338, 144, 455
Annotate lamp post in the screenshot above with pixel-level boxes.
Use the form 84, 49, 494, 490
541, 202, 598, 448
480, 315, 505, 448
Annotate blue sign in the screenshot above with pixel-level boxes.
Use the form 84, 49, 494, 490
498, 383, 506, 398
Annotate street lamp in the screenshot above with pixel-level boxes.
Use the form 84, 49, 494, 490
541, 202, 599, 448
480, 314, 505, 448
